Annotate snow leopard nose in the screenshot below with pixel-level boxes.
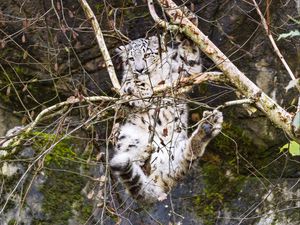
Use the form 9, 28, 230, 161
136, 68, 144, 73
134, 57, 146, 74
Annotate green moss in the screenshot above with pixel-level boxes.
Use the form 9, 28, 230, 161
212, 121, 254, 152
95, 3, 104, 13
30, 132, 93, 224
32, 132, 77, 167
8, 219, 17, 225
192, 163, 246, 225
189, 116, 250, 224
39, 171, 86, 224
73, 196, 93, 221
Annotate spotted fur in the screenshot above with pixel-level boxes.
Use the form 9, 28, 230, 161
110, 35, 223, 202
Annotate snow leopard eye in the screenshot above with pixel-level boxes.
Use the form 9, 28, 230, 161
144, 53, 151, 59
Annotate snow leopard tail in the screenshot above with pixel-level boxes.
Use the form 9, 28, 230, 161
110, 153, 166, 202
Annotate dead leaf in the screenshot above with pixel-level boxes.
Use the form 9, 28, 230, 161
158, 80, 165, 85
0, 11, 5, 26
244, 105, 257, 116
22, 18, 29, 29
72, 30, 79, 39
56, 1, 61, 11
54, 63, 58, 72
163, 128, 168, 137
6, 85, 11, 96
30, 110, 35, 118
191, 113, 200, 122
87, 190, 94, 199
68, 9, 74, 18
61, 24, 66, 35
96, 152, 104, 161
190, 3, 195, 12
22, 34, 26, 43
21, 115, 27, 124
0, 39, 6, 48
23, 50, 28, 60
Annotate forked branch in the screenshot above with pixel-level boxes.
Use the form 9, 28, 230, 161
155, 0, 299, 142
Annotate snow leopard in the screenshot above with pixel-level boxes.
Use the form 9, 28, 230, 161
110, 34, 223, 203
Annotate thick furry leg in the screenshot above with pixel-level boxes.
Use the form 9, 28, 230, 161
110, 152, 166, 202
144, 110, 223, 195
185, 109, 223, 161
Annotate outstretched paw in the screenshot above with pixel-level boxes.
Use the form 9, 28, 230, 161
202, 109, 223, 138
187, 109, 223, 160
126, 95, 152, 108
121, 81, 153, 108
110, 153, 131, 173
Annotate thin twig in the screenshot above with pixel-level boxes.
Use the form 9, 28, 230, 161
78, 0, 121, 91
252, 0, 300, 113
219, 99, 254, 108
252, 0, 297, 82
0, 71, 224, 152
23, 96, 116, 135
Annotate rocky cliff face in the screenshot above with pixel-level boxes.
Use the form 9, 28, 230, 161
0, 0, 299, 224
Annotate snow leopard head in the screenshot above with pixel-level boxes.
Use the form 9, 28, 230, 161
115, 36, 162, 76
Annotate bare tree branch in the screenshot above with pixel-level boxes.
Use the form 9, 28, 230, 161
0, 96, 117, 152
78, 0, 121, 91
153, 72, 225, 94
147, 0, 177, 31
23, 96, 117, 136
156, 0, 299, 142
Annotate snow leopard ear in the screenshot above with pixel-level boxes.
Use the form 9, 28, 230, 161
114, 45, 127, 70
114, 45, 127, 64
148, 36, 159, 47
148, 35, 167, 53
174, 34, 195, 48
180, 38, 194, 48
114, 45, 126, 58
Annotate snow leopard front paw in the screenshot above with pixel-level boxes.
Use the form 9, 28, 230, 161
133, 84, 153, 107
126, 92, 152, 108
187, 109, 223, 160
202, 109, 223, 138
121, 81, 153, 108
